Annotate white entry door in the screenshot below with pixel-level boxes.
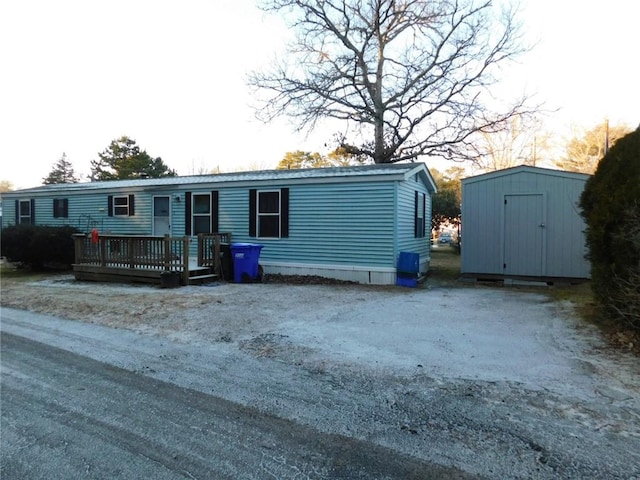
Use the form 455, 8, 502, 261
153, 196, 171, 236
503, 194, 545, 277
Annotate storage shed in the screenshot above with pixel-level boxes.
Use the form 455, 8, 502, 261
461, 166, 590, 282
1, 163, 436, 285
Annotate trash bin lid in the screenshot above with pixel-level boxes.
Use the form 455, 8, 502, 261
231, 242, 264, 249
231, 242, 253, 249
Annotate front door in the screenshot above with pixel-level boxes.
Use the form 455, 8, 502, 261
503, 194, 545, 277
153, 196, 171, 236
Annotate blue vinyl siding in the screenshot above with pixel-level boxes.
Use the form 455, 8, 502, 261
396, 175, 432, 264
1, 164, 437, 279
1, 192, 153, 234
216, 182, 397, 267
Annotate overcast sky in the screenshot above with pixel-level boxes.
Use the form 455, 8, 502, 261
1, 0, 638, 189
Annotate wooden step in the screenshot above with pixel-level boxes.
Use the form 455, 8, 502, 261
188, 273, 218, 285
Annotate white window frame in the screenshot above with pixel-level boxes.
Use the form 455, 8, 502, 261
257, 189, 281, 238
192, 193, 211, 235
416, 192, 426, 238
113, 195, 130, 216
19, 199, 32, 224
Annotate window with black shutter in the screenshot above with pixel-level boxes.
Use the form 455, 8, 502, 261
53, 198, 69, 218
249, 188, 289, 238
186, 191, 219, 235
415, 191, 426, 238
108, 195, 135, 216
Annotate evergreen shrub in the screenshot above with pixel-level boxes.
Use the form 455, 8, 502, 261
1, 224, 80, 270
580, 127, 640, 330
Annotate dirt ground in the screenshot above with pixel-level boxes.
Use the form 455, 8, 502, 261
2, 248, 640, 478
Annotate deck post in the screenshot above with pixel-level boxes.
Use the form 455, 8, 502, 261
182, 236, 190, 285
128, 237, 135, 269
214, 234, 222, 275
72, 234, 84, 264
100, 237, 107, 267
164, 234, 171, 271
197, 233, 203, 266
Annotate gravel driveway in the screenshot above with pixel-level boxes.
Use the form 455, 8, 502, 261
1, 272, 639, 478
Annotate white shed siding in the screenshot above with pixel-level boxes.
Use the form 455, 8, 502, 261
461, 177, 500, 274
462, 167, 590, 279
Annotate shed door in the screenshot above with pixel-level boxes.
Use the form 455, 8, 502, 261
153, 196, 171, 236
503, 194, 545, 277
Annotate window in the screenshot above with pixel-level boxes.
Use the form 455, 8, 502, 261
184, 191, 218, 236
415, 191, 426, 238
192, 193, 211, 234
17, 199, 34, 224
113, 196, 130, 216
108, 195, 135, 216
249, 188, 289, 238
258, 191, 280, 237
53, 198, 69, 218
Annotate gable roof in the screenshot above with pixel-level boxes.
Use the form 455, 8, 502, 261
462, 165, 590, 185
4, 162, 437, 196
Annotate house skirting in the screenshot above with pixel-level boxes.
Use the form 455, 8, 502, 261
260, 257, 431, 285
260, 261, 399, 285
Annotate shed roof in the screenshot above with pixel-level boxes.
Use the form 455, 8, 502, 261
462, 165, 590, 185
3, 162, 437, 196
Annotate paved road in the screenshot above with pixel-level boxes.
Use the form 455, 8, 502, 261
1, 332, 476, 480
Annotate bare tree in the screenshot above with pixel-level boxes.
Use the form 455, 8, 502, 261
250, 0, 532, 164
469, 113, 552, 172
0, 180, 14, 192
555, 121, 633, 174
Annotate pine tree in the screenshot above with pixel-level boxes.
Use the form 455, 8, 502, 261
43, 153, 79, 184
89, 136, 176, 181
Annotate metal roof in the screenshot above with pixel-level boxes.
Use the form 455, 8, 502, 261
3, 162, 436, 195
462, 165, 591, 185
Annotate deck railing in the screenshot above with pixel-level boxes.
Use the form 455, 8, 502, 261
197, 232, 232, 272
72, 233, 231, 285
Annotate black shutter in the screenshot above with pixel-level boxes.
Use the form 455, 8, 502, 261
128, 194, 135, 216
211, 191, 219, 233
63, 198, 69, 218
107, 195, 113, 216
281, 188, 289, 238
53, 199, 58, 218
30, 199, 35, 224
414, 191, 419, 237
185, 192, 192, 235
249, 189, 257, 237
422, 193, 427, 238
14, 199, 18, 224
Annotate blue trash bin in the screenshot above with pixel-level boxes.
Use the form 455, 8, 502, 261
397, 251, 419, 287
230, 243, 263, 283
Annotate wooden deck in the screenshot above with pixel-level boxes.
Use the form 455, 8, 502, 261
72, 233, 231, 286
